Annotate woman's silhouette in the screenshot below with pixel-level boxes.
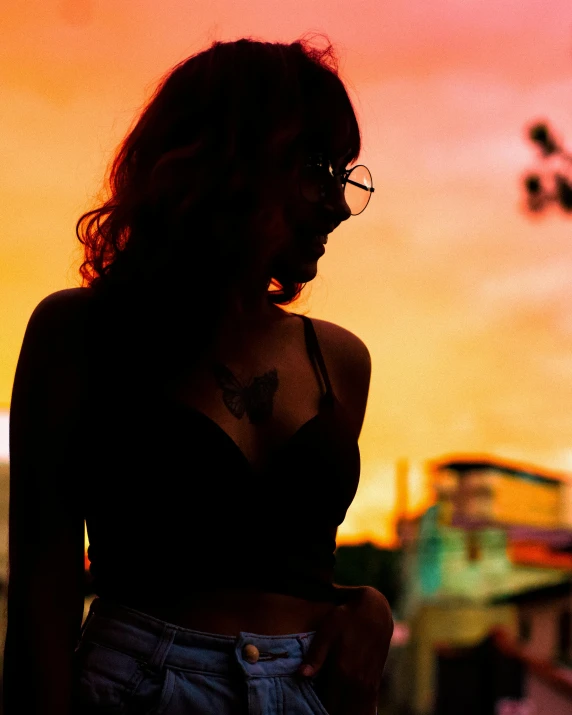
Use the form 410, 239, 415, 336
4, 35, 393, 715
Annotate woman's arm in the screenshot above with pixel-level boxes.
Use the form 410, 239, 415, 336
3, 290, 89, 715
299, 585, 394, 715
300, 323, 394, 714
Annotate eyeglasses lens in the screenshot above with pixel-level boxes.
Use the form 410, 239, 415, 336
344, 166, 373, 216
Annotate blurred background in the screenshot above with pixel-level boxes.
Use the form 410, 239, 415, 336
5, 0, 572, 713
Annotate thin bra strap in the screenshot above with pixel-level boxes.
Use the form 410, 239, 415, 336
299, 314, 334, 404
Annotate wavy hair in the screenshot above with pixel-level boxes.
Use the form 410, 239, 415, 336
76, 34, 361, 384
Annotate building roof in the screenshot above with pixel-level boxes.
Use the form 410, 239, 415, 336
428, 453, 569, 486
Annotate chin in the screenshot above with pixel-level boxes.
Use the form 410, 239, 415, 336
293, 263, 319, 283
273, 258, 318, 285
298, 261, 318, 283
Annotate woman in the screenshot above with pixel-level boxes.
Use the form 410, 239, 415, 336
4, 36, 393, 715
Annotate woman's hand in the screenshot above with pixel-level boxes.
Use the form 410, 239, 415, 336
297, 586, 394, 715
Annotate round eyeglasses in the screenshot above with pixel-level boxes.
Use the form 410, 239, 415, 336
299, 154, 375, 216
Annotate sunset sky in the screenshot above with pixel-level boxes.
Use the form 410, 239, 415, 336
4, 0, 572, 545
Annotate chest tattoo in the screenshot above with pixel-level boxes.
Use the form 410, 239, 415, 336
211, 362, 279, 425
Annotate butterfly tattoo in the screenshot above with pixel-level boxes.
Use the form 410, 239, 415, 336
212, 363, 279, 425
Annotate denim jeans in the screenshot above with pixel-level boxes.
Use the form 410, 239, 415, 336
73, 596, 331, 714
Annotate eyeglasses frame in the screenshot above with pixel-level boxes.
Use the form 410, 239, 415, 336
301, 153, 375, 215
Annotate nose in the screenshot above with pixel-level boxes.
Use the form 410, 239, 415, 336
322, 179, 352, 224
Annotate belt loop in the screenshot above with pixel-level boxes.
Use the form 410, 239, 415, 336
145, 623, 176, 672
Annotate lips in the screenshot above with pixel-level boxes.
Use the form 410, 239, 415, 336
306, 234, 327, 246
307, 240, 326, 257
298, 232, 328, 258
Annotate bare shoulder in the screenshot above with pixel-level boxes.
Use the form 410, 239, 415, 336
309, 317, 371, 364
30, 286, 93, 325
308, 317, 372, 439
36, 286, 90, 304
25, 287, 95, 352
15, 288, 95, 420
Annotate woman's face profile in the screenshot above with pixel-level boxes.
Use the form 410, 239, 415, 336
266, 121, 354, 285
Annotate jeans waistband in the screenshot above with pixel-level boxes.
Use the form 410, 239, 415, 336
81, 597, 317, 678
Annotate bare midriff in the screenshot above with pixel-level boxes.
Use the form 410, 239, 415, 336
122, 588, 338, 636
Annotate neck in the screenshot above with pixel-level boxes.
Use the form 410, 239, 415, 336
218, 271, 276, 326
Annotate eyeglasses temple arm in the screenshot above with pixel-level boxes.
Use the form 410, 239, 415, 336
345, 177, 375, 193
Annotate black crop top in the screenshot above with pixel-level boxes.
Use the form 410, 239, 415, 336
84, 314, 361, 603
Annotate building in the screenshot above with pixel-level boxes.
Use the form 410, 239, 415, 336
394, 455, 572, 715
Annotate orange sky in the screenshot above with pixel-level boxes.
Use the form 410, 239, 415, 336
4, 0, 572, 545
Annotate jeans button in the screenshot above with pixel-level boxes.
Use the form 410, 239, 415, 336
243, 644, 260, 663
